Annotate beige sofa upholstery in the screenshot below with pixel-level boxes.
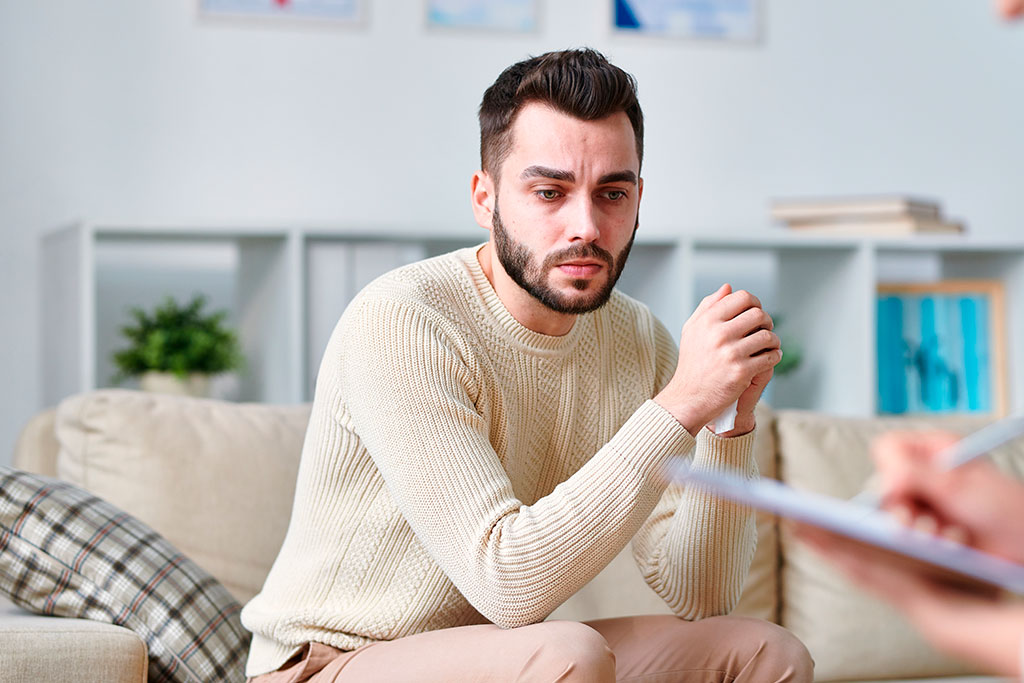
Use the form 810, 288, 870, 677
2, 389, 1017, 682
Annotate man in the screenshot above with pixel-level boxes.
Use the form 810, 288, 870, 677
242, 48, 812, 681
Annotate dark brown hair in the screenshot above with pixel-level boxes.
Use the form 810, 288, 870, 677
478, 48, 644, 180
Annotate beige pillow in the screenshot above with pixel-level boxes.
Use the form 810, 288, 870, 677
774, 410, 1012, 681
550, 403, 778, 623
55, 390, 310, 604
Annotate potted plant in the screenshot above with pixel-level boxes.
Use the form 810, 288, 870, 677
111, 294, 244, 397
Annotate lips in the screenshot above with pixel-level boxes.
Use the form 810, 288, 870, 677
557, 261, 604, 278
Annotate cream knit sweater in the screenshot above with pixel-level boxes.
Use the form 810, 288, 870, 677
241, 246, 758, 676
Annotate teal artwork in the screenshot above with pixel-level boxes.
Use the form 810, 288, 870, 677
614, 0, 759, 41
877, 289, 995, 415
427, 0, 537, 31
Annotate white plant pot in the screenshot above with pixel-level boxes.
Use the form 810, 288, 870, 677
139, 371, 211, 398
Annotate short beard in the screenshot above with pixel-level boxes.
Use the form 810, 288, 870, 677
492, 203, 636, 315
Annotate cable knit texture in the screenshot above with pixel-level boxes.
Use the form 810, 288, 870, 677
241, 246, 757, 676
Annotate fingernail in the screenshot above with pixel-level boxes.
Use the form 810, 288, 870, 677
941, 525, 969, 545
913, 514, 940, 536
891, 505, 913, 526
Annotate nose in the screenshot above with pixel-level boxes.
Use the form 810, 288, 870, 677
568, 197, 600, 243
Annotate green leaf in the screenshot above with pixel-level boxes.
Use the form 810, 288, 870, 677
110, 294, 245, 383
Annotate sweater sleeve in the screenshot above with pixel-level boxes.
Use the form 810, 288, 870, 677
338, 296, 695, 629
630, 316, 759, 620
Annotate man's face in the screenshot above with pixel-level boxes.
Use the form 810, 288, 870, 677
487, 103, 642, 315
491, 205, 635, 314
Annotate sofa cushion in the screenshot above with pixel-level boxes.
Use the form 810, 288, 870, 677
774, 410, 1021, 682
0, 466, 249, 683
0, 596, 147, 683
55, 389, 310, 604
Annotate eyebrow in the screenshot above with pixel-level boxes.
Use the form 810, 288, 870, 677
520, 165, 574, 182
597, 170, 638, 185
519, 166, 638, 186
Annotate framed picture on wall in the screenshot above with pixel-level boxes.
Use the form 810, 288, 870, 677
425, 0, 539, 32
612, 0, 761, 42
198, 0, 366, 26
876, 280, 1007, 416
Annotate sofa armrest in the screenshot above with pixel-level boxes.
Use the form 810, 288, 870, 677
12, 407, 59, 477
0, 598, 148, 683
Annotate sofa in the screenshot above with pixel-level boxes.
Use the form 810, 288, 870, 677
1, 389, 1018, 682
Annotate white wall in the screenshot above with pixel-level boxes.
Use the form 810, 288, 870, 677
2, 0, 1022, 464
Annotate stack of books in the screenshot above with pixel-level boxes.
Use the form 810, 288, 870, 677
770, 196, 964, 236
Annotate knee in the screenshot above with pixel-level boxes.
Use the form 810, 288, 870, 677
740, 618, 814, 682
527, 621, 615, 682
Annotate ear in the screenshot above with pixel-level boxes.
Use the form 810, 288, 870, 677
470, 170, 496, 231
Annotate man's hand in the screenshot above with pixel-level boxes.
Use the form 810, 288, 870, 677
716, 367, 774, 437
655, 284, 781, 436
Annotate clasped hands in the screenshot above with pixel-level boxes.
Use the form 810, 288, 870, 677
655, 284, 783, 438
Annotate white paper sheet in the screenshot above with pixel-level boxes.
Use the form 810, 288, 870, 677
667, 459, 1024, 594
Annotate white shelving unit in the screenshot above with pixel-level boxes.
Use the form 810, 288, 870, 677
41, 222, 1024, 417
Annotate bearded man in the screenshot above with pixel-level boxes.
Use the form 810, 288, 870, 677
241, 48, 812, 682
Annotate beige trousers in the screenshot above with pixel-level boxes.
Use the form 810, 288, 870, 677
249, 614, 814, 682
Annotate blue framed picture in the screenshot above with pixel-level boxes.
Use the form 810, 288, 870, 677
877, 281, 1007, 416
613, 0, 760, 42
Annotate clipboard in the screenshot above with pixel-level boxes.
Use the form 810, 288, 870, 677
667, 459, 1024, 594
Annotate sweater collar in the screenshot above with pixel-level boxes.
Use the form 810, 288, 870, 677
460, 245, 587, 354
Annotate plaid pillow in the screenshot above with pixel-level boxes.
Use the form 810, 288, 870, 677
0, 466, 250, 683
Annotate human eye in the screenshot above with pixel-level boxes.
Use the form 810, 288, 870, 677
603, 189, 628, 201
536, 188, 562, 201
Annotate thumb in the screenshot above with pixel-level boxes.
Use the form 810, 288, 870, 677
736, 369, 771, 415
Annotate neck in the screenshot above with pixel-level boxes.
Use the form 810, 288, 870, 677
477, 243, 577, 337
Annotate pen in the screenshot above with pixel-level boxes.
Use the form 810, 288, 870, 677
938, 414, 1024, 469
850, 414, 1024, 508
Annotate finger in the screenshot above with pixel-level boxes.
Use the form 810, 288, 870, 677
889, 504, 914, 527
872, 431, 962, 504
736, 329, 781, 359
912, 513, 941, 537
725, 307, 774, 338
873, 431, 960, 471
712, 289, 764, 323
736, 369, 773, 413
871, 432, 935, 493
738, 348, 782, 380
759, 348, 783, 373
939, 523, 969, 545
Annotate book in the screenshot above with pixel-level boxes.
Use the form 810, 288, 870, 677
770, 196, 942, 224
785, 217, 963, 236
667, 459, 1024, 594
